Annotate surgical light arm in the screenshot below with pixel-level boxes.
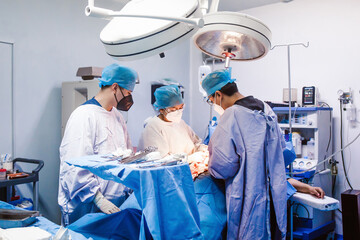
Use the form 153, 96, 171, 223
85, 0, 204, 27
209, 0, 219, 13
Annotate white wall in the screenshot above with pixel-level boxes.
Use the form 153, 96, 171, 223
189, 0, 360, 235
0, 0, 190, 223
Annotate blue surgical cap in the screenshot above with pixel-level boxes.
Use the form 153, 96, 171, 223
201, 69, 235, 97
98, 63, 138, 91
153, 85, 184, 110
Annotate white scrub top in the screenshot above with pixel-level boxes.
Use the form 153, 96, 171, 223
138, 116, 201, 157
58, 104, 132, 215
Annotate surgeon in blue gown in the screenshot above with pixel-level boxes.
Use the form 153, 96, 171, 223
202, 69, 288, 240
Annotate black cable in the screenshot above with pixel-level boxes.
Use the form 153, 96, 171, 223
337, 209, 342, 214
294, 203, 310, 219
340, 101, 353, 190
332, 175, 337, 196
321, 102, 338, 196
318, 102, 332, 170
320, 102, 336, 197
323, 102, 332, 170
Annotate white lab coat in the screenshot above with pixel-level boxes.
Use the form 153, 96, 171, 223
58, 104, 131, 220
138, 116, 201, 157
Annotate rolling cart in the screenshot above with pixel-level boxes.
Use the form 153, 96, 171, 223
0, 158, 44, 211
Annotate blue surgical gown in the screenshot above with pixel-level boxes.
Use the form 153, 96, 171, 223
208, 103, 287, 240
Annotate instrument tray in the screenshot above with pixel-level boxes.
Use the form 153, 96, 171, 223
0, 209, 39, 228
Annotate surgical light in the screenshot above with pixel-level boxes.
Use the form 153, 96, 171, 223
193, 11, 272, 67
85, 0, 272, 65
86, 0, 203, 61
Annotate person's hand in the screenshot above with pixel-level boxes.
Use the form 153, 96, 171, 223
307, 186, 325, 199
93, 191, 120, 214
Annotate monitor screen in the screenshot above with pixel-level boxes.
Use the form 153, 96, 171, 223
303, 86, 315, 105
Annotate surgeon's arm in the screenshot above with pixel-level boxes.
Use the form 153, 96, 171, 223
208, 125, 240, 179
59, 111, 101, 204
183, 122, 202, 148
288, 178, 325, 199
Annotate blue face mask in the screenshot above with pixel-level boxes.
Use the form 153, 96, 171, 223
115, 89, 133, 111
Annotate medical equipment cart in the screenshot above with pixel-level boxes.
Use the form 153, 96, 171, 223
0, 158, 44, 211
273, 107, 335, 240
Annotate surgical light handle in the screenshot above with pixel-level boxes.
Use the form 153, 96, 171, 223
85, 0, 204, 28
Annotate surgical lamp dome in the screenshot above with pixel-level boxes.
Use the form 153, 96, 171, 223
99, 0, 201, 61
193, 12, 272, 61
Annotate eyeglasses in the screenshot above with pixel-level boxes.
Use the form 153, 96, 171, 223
206, 98, 213, 106
165, 104, 185, 113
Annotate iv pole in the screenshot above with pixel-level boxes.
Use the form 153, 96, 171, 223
271, 42, 309, 134
271, 42, 309, 240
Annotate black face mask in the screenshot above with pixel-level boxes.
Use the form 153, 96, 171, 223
114, 89, 133, 111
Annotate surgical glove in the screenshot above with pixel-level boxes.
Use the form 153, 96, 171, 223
93, 191, 120, 214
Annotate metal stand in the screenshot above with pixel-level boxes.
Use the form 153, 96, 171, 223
0, 158, 44, 211
271, 42, 309, 240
